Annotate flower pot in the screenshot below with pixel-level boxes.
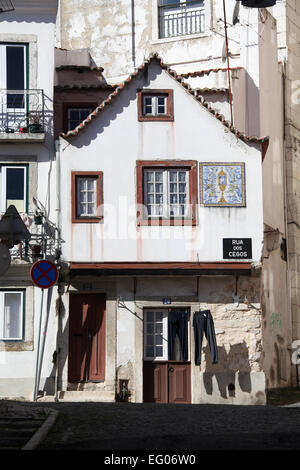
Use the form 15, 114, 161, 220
28, 123, 43, 133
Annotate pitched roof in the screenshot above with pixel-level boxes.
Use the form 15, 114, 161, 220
60, 53, 268, 145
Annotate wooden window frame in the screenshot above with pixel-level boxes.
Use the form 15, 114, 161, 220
71, 171, 103, 224
63, 102, 97, 133
136, 160, 198, 226
137, 89, 174, 121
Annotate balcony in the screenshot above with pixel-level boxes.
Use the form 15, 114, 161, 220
159, 1, 205, 39
0, 89, 46, 143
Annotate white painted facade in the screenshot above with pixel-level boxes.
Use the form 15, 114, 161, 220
55, 57, 267, 405
60, 61, 263, 264
0, 1, 59, 400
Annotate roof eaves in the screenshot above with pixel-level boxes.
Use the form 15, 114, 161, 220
60, 53, 268, 145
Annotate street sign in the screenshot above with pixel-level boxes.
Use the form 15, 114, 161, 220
223, 238, 252, 260
31, 260, 58, 289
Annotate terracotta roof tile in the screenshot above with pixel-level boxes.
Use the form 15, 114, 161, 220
60, 53, 268, 145
180, 67, 243, 78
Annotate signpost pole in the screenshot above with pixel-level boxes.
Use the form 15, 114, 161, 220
33, 288, 44, 401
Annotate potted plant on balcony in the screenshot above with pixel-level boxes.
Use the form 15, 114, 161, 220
27, 112, 43, 133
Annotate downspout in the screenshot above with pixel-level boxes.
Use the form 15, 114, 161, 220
54, 138, 61, 402
282, 58, 294, 385
131, 0, 136, 69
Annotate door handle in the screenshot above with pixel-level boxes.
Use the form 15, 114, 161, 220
168, 367, 174, 373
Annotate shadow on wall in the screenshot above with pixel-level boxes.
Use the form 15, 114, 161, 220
65, 62, 164, 149
203, 341, 252, 399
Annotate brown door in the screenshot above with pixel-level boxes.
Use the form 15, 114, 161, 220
143, 308, 191, 404
143, 362, 191, 403
68, 293, 105, 382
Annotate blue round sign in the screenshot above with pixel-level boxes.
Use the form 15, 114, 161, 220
31, 260, 58, 289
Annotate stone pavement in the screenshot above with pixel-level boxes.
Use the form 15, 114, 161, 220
0, 400, 58, 450
1, 398, 300, 451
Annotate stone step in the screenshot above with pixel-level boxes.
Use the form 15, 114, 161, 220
58, 390, 115, 402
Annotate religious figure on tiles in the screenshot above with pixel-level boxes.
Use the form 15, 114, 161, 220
200, 162, 246, 207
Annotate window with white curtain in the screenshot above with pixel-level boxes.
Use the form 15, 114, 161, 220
144, 168, 189, 218
0, 291, 24, 340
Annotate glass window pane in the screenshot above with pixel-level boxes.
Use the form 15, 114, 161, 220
147, 183, 154, 193
170, 171, 178, 182
80, 192, 86, 203
146, 172, 154, 182
155, 346, 163, 357
79, 179, 86, 191
155, 172, 163, 182
87, 191, 95, 203
179, 171, 186, 181
147, 335, 154, 346
156, 312, 163, 322
155, 323, 162, 333
155, 183, 163, 193
6, 46, 24, 90
147, 311, 154, 322
87, 203, 95, 215
146, 346, 154, 357
87, 179, 95, 191
79, 203, 86, 215
156, 334, 163, 345
146, 322, 154, 334
3, 293, 22, 339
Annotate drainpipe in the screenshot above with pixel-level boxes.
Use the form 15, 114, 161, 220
282, 59, 294, 384
131, 0, 136, 69
54, 139, 61, 402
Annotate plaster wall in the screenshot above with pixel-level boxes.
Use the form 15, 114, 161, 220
59, 62, 264, 265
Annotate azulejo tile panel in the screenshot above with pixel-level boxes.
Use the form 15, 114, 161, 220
200, 163, 246, 207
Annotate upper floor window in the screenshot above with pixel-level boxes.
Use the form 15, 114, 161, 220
0, 44, 27, 108
0, 165, 28, 213
0, 290, 24, 341
136, 160, 198, 225
137, 89, 174, 121
64, 103, 96, 132
71, 171, 103, 223
158, 0, 205, 39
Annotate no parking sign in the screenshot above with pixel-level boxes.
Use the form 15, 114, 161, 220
30, 260, 58, 289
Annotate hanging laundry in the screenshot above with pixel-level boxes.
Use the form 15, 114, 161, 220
193, 310, 218, 365
168, 310, 188, 362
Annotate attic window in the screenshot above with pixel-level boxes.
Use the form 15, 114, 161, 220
137, 89, 173, 121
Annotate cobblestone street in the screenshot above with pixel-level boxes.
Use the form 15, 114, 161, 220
21, 401, 300, 451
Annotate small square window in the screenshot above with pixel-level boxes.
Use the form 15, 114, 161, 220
72, 171, 103, 223
63, 103, 97, 133
138, 90, 173, 121
0, 291, 24, 341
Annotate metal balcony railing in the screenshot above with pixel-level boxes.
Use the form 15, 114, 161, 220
0, 89, 45, 134
159, 1, 205, 39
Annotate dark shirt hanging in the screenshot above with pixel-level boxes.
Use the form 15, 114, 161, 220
168, 310, 188, 362
193, 310, 218, 365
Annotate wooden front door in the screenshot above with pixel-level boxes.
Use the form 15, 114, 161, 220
143, 308, 191, 404
68, 294, 106, 382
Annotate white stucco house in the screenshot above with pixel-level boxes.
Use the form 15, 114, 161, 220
55, 53, 268, 405
0, 0, 59, 400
